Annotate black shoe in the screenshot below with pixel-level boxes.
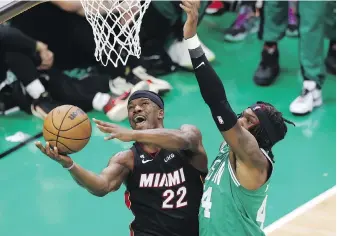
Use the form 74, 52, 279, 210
0, 83, 20, 115
325, 46, 336, 75
253, 48, 280, 86
31, 91, 61, 119
286, 24, 299, 37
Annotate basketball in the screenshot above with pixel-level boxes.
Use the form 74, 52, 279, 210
43, 105, 92, 155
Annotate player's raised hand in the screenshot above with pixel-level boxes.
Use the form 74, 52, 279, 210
180, 0, 200, 39
93, 118, 135, 142
35, 141, 73, 168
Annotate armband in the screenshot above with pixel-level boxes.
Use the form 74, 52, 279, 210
209, 100, 237, 132
185, 34, 204, 59
65, 162, 75, 170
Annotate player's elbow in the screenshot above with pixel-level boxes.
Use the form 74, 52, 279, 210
89, 185, 117, 197
86, 187, 109, 197
89, 180, 119, 197
91, 190, 108, 197
109, 182, 122, 192
179, 125, 201, 150
106, 179, 123, 193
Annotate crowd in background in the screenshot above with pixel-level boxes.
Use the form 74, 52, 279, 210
0, 0, 335, 123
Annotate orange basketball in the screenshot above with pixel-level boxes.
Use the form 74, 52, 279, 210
43, 105, 92, 155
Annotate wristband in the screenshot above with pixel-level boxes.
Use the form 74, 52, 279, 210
185, 34, 201, 50
65, 162, 75, 170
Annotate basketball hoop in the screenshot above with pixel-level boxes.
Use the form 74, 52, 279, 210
80, 0, 151, 67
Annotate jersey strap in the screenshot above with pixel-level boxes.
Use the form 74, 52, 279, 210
227, 160, 240, 187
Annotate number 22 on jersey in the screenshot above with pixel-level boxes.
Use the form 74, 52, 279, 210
200, 187, 268, 229
162, 186, 188, 209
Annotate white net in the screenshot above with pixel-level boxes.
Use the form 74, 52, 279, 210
80, 0, 151, 67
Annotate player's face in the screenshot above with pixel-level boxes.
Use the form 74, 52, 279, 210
127, 98, 164, 130
237, 108, 259, 130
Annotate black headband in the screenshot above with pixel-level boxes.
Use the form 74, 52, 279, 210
249, 103, 283, 146
128, 90, 164, 109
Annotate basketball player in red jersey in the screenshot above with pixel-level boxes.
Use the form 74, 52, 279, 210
35, 90, 208, 236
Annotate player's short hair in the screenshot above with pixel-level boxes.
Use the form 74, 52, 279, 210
247, 101, 295, 162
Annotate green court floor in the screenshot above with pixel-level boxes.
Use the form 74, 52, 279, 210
0, 14, 335, 236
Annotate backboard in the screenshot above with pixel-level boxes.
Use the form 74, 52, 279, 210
0, 1, 41, 23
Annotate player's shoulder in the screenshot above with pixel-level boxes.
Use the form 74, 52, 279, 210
113, 150, 134, 161
109, 150, 134, 170
113, 149, 133, 158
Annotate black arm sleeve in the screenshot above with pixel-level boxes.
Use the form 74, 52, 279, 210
0, 25, 37, 55
188, 45, 237, 131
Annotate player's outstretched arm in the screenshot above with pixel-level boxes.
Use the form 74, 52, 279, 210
132, 124, 208, 172
35, 141, 131, 196
94, 118, 200, 151
94, 119, 208, 172
132, 125, 202, 152
68, 151, 131, 196
181, 0, 266, 171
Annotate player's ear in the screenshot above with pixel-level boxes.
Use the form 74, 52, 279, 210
158, 109, 164, 120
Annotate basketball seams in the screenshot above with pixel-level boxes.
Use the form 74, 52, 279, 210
44, 105, 91, 154
55, 105, 74, 149
52, 140, 75, 154
58, 117, 89, 131
43, 126, 58, 136
43, 127, 90, 140
51, 109, 58, 130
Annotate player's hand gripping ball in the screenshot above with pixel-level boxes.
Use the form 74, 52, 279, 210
42, 105, 92, 155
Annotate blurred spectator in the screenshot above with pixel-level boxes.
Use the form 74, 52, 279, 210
205, 0, 244, 16
0, 24, 57, 115
139, 1, 215, 72
286, 1, 299, 37
223, 1, 298, 43
10, 2, 93, 71
10, 1, 213, 76
224, 1, 259, 42
0, 25, 165, 122
253, 1, 334, 116
205, 0, 226, 15
9, 1, 172, 97
324, 2, 336, 75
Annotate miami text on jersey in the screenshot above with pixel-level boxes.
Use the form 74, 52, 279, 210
139, 168, 186, 188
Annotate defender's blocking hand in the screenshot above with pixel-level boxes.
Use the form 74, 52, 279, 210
180, 0, 200, 39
